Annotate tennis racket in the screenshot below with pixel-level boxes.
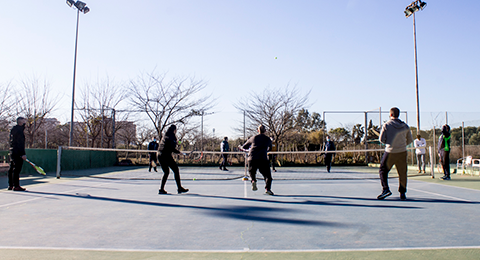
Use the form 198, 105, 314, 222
26, 159, 46, 175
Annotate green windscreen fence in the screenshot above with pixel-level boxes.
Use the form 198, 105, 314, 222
1, 149, 118, 175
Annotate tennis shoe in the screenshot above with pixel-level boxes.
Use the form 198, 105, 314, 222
265, 190, 274, 195
13, 186, 26, 192
158, 189, 167, 194
400, 193, 407, 201
377, 190, 392, 200
8, 186, 13, 190
252, 181, 258, 191
440, 176, 451, 180
178, 187, 189, 194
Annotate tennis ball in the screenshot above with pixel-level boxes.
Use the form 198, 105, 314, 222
193, 178, 196, 181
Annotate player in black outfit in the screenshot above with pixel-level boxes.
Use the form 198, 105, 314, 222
8, 117, 27, 191
324, 135, 336, 173
241, 125, 274, 195
147, 137, 159, 172
158, 125, 188, 194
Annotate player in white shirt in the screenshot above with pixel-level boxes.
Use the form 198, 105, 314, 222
414, 134, 427, 173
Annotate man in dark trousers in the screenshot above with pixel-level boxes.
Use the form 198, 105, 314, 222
148, 137, 159, 172
324, 135, 336, 173
241, 125, 274, 195
377, 107, 413, 201
438, 124, 451, 180
8, 117, 27, 191
219, 136, 229, 171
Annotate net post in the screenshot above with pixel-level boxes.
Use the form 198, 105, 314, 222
56, 146, 62, 179
242, 152, 249, 181
429, 146, 434, 178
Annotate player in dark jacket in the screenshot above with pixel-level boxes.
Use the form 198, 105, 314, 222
158, 125, 188, 194
8, 117, 27, 191
147, 137, 159, 172
219, 137, 229, 171
438, 124, 451, 180
241, 125, 274, 195
324, 135, 336, 173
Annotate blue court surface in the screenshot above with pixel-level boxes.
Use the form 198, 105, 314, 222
1, 166, 479, 259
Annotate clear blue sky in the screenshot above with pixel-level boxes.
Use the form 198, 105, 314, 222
1, 1, 479, 139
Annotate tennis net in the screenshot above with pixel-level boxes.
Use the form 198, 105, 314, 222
55, 146, 433, 180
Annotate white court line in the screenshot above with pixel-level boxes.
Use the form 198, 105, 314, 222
0, 245, 479, 252
366, 178, 476, 202
0, 182, 112, 209
408, 187, 473, 202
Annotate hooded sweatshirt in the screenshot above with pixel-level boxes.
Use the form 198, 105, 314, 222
437, 126, 451, 153
379, 118, 413, 153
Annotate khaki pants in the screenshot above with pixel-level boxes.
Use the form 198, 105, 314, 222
379, 151, 408, 193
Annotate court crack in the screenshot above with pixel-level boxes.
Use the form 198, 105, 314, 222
240, 222, 254, 250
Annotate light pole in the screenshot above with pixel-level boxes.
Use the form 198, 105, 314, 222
405, 0, 426, 135
66, 0, 90, 146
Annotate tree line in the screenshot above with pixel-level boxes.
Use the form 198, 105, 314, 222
2, 72, 480, 154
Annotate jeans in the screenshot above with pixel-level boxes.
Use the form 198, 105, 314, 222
416, 154, 425, 171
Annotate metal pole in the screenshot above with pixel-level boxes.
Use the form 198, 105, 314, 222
101, 107, 104, 148
69, 9, 80, 147
462, 121, 465, 172
45, 128, 48, 149
413, 12, 421, 135
56, 146, 62, 179
112, 109, 116, 148
364, 112, 368, 163
445, 111, 448, 125
243, 110, 246, 142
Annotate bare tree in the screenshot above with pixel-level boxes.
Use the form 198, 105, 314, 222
129, 72, 214, 139
77, 77, 129, 147
0, 82, 14, 149
15, 76, 60, 148
234, 85, 309, 149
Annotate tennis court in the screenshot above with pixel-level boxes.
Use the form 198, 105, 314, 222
1, 165, 479, 259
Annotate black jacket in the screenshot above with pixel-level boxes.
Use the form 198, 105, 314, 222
242, 134, 272, 161
158, 134, 180, 156
10, 125, 26, 158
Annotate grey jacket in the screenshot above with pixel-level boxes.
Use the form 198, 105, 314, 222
379, 118, 413, 153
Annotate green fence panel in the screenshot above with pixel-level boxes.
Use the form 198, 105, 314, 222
1, 149, 118, 174
60, 149, 117, 171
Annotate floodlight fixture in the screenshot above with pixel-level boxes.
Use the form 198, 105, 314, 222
74, 1, 86, 11
66, 0, 90, 14
419, 1, 427, 10
66, 0, 75, 7
404, 0, 426, 18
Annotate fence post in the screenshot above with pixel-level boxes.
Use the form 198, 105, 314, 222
429, 146, 434, 178
56, 146, 62, 179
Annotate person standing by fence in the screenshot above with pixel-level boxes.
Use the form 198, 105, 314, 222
324, 135, 336, 173
219, 137, 229, 171
414, 134, 426, 174
148, 137, 159, 172
438, 124, 451, 181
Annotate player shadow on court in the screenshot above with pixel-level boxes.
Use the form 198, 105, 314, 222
184, 193, 422, 209
0, 175, 50, 190
25, 190, 341, 226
